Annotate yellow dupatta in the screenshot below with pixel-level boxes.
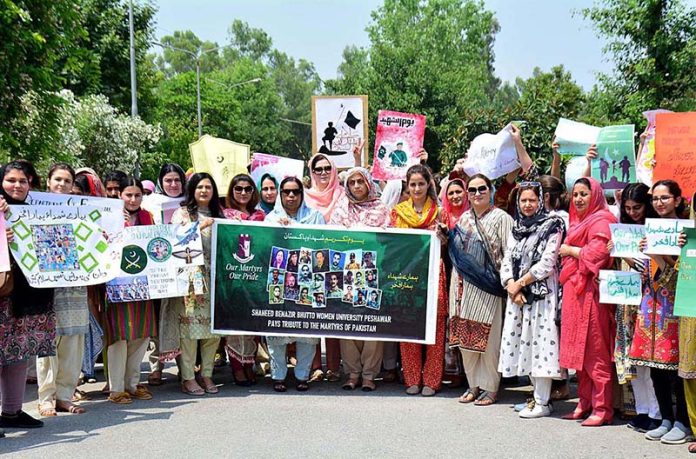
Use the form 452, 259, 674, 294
391, 197, 439, 229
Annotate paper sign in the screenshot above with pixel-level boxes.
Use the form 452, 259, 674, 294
599, 270, 642, 305
106, 222, 204, 302
675, 227, 696, 317
0, 215, 10, 272
6, 205, 121, 287
250, 153, 305, 186
636, 109, 672, 186
644, 218, 695, 255
311, 95, 369, 168
592, 124, 636, 190
554, 118, 601, 156
462, 123, 520, 179
654, 112, 696, 199
142, 194, 184, 224
26, 191, 124, 238
609, 224, 648, 259
189, 134, 250, 196
371, 110, 426, 181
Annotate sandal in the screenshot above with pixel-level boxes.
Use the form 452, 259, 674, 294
458, 388, 480, 404
308, 369, 324, 383
325, 369, 341, 382
273, 380, 287, 393
474, 390, 497, 406
128, 385, 153, 400
342, 378, 360, 390
72, 389, 92, 402
147, 371, 163, 386
181, 380, 205, 396
296, 380, 309, 392
689, 442, 696, 453
108, 392, 133, 404
38, 402, 57, 417
56, 401, 86, 414
200, 376, 219, 394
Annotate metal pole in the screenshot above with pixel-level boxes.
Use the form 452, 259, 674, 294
196, 60, 202, 138
129, 0, 138, 117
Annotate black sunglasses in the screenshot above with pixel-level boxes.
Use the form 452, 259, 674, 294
233, 185, 253, 194
281, 188, 300, 196
313, 166, 332, 175
467, 185, 488, 194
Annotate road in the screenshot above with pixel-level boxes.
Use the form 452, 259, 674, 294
1, 362, 688, 458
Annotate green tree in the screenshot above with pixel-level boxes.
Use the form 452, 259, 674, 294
325, 0, 500, 170
155, 30, 222, 77
582, 0, 696, 126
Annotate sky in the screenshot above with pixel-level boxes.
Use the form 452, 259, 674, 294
152, 0, 642, 90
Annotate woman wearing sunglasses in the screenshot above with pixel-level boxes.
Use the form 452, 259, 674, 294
558, 177, 617, 426
265, 176, 324, 392
631, 179, 691, 443
449, 173, 513, 406
304, 153, 345, 382
223, 174, 266, 386
498, 182, 565, 418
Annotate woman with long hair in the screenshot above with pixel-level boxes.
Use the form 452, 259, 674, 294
608, 183, 661, 431
449, 173, 513, 405
104, 177, 158, 404
631, 179, 691, 443
223, 174, 265, 385
558, 177, 617, 426
36, 164, 90, 416
0, 161, 54, 434
391, 164, 448, 396
172, 173, 224, 396
265, 176, 324, 392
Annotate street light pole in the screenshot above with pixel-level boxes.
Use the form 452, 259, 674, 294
196, 60, 202, 138
128, 0, 140, 179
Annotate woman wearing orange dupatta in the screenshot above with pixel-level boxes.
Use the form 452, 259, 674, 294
390, 164, 447, 396
559, 177, 617, 426
304, 153, 345, 382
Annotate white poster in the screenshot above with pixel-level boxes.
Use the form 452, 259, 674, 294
462, 123, 520, 179
644, 218, 695, 256
250, 153, 305, 186
106, 222, 204, 302
142, 194, 184, 225
599, 270, 642, 306
312, 95, 368, 168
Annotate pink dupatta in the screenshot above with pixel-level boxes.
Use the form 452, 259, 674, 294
304, 153, 345, 221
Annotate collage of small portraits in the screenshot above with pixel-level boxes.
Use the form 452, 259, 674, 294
266, 247, 382, 310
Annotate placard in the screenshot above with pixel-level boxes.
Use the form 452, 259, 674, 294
211, 221, 439, 343
371, 110, 426, 181
249, 153, 305, 186
106, 222, 203, 302
636, 109, 672, 186
599, 270, 642, 305
554, 118, 601, 156
609, 223, 648, 259
189, 134, 250, 196
311, 95, 368, 168
675, 227, 696, 317
462, 123, 520, 179
142, 194, 184, 224
592, 124, 636, 190
0, 215, 10, 272
644, 218, 695, 256
654, 112, 696, 199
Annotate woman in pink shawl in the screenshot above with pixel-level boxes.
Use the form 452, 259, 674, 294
439, 178, 468, 230
330, 167, 388, 391
304, 153, 345, 382
558, 177, 617, 426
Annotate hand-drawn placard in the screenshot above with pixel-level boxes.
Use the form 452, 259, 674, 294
675, 227, 696, 317
599, 270, 642, 305
644, 218, 695, 256
654, 112, 696, 199
592, 124, 636, 190
26, 191, 124, 238
636, 109, 672, 186
462, 123, 520, 180
371, 110, 426, 181
250, 153, 305, 186
609, 223, 648, 259
106, 222, 204, 302
189, 134, 250, 196
6, 205, 121, 287
311, 95, 368, 168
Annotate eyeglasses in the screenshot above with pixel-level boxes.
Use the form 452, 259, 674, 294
313, 166, 332, 175
467, 185, 489, 195
233, 186, 253, 194
651, 195, 674, 204
281, 188, 300, 196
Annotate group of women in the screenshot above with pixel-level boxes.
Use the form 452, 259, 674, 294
0, 131, 694, 453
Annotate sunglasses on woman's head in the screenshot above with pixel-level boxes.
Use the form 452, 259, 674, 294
467, 185, 488, 195
281, 188, 300, 196
519, 181, 540, 188
233, 186, 253, 194
313, 166, 332, 175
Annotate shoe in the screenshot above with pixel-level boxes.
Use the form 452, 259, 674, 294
296, 380, 309, 392
645, 417, 662, 432
550, 381, 570, 400
561, 408, 591, 420
519, 402, 551, 419
308, 369, 324, 383
627, 414, 649, 431
382, 369, 398, 383
514, 398, 534, 412
661, 422, 693, 445
0, 410, 44, 428
406, 384, 420, 395
361, 379, 376, 392
147, 371, 163, 386
421, 386, 436, 397
581, 415, 612, 427
645, 420, 673, 441
108, 392, 133, 404
325, 369, 341, 382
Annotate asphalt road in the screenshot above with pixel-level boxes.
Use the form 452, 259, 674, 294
1, 362, 690, 458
